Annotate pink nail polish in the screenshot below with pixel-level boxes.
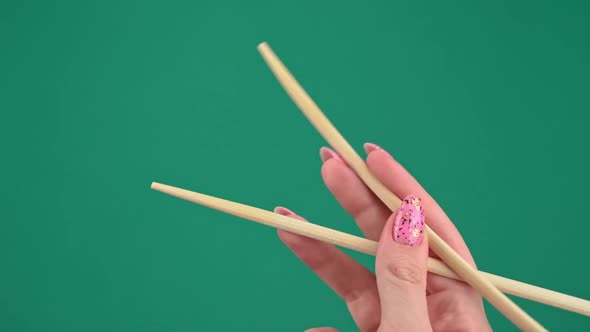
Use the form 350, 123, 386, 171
274, 206, 295, 216
392, 194, 425, 246
363, 143, 382, 154
319, 147, 340, 163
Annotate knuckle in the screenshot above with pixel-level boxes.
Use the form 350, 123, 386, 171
383, 256, 424, 285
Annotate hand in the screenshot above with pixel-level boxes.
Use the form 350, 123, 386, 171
275, 143, 492, 332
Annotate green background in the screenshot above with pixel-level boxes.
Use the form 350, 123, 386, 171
1, 1, 589, 331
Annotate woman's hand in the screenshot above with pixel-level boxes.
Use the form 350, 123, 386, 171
275, 143, 492, 332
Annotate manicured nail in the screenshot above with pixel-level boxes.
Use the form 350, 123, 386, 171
274, 206, 295, 216
363, 143, 382, 154
392, 194, 425, 246
319, 147, 341, 163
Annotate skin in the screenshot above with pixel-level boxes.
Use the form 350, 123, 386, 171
274, 143, 493, 332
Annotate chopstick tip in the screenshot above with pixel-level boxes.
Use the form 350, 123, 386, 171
257, 41, 268, 48
257, 41, 270, 53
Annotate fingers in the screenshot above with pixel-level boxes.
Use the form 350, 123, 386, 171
320, 147, 391, 241
317, 143, 489, 328
375, 195, 432, 332
363, 143, 489, 319
319, 144, 474, 294
364, 143, 475, 266
275, 207, 381, 332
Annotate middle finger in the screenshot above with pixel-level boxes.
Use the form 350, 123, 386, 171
320, 147, 391, 241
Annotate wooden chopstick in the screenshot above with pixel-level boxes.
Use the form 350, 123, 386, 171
151, 181, 590, 317
256, 42, 547, 331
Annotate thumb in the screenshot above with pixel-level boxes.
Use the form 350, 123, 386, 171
375, 194, 431, 331
305, 328, 339, 332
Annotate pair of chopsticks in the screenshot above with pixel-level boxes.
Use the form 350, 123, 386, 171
152, 42, 590, 330
151, 182, 590, 319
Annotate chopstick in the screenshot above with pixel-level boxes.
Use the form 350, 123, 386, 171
256, 42, 547, 331
150, 181, 590, 317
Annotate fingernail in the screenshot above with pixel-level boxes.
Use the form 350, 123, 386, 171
274, 206, 295, 216
392, 194, 425, 246
319, 147, 341, 163
363, 142, 382, 154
